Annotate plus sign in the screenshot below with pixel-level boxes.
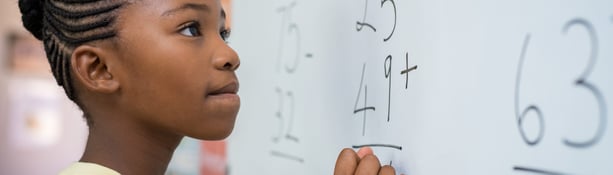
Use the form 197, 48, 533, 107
400, 52, 417, 89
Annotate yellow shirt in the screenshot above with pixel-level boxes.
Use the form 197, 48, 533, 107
59, 162, 120, 175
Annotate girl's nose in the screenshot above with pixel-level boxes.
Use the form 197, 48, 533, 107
212, 44, 240, 71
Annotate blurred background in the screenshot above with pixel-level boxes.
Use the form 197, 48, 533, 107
0, 1, 232, 175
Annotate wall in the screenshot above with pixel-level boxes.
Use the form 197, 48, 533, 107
0, 1, 88, 175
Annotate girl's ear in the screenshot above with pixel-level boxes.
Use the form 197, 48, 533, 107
70, 45, 120, 94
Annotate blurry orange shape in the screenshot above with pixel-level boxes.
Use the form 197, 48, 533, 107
7, 77, 63, 149
200, 141, 227, 175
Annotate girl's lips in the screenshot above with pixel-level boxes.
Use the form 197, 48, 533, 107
208, 81, 239, 96
206, 81, 240, 106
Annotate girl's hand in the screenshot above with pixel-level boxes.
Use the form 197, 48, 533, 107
334, 147, 396, 175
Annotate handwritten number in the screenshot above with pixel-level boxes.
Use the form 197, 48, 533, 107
354, 64, 376, 136
273, 87, 285, 143
276, 2, 301, 74
512, 18, 609, 175
356, 0, 397, 42
285, 24, 301, 74
515, 19, 608, 148
285, 91, 299, 142
561, 19, 607, 148
381, 0, 397, 42
515, 34, 545, 146
273, 87, 300, 143
356, 0, 377, 32
384, 55, 392, 122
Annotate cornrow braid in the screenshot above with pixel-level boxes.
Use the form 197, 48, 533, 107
19, 0, 128, 125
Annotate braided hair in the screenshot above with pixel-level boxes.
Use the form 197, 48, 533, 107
19, 0, 127, 125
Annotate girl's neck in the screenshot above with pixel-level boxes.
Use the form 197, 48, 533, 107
79, 116, 183, 175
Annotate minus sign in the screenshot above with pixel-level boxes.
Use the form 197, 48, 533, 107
513, 166, 569, 175
305, 53, 313, 58
352, 144, 403, 150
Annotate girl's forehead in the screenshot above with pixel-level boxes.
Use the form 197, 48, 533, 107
121, 0, 223, 17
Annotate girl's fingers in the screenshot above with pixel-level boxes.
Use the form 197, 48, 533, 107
355, 154, 381, 175
334, 148, 360, 175
378, 165, 396, 175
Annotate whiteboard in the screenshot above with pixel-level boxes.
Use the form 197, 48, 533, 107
227, 0, 613, 174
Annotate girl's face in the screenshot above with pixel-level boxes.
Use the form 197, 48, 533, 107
109, 0, 240, 140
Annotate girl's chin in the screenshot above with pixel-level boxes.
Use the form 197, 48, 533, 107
190, 124, 235, 141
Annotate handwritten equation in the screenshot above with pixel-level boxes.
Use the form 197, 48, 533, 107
251, 1, 613, 174
270, 0, 313, 164
351, 0, 414, 171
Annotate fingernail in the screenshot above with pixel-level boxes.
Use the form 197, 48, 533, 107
356, 147, 373, 158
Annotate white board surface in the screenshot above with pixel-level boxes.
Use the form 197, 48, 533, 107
228, 0, 613, 174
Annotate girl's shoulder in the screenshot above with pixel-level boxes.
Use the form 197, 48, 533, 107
59, 162, 120, 175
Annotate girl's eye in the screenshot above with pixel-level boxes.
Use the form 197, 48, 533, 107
179, 22, 201, 37
220, 28, 231, 42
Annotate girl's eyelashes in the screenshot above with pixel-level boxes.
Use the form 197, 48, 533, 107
179, 21, 202, 37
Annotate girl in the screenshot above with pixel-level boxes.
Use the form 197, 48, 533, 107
18, 0, 395, 174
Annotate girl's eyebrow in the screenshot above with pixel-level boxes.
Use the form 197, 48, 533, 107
161, 3, 210, 17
